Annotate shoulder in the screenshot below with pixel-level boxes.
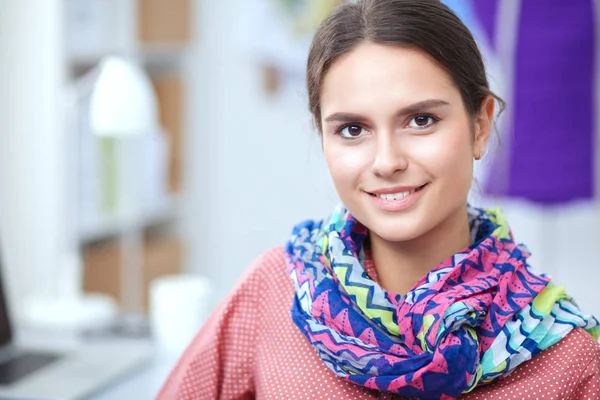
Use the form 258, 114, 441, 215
524, 328, 600, 397
241, 246, 288, 284
466, 328, 600, 399
514, 328, 599, 387
249, 246, 287, 274
156, 249, 289, 399
522, 328, 600, 378
546, 327, 600, 362
185, 246, 289, 339
222, 246, 289, 303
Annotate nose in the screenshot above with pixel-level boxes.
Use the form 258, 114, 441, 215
371, 132, 408, 178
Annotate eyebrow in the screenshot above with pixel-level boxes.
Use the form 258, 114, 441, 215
323, 99, 450, 124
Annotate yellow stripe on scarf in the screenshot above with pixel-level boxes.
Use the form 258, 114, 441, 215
333, 264, 400, 335
483, 208, 511, 240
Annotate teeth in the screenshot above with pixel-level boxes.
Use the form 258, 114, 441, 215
378, 188, 417, 201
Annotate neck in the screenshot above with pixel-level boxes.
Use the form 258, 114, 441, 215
369, 204, 471, 294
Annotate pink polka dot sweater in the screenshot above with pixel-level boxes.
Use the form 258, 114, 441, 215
157, 247, 600, 399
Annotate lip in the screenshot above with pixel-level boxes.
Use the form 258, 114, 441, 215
366, 184, 427, 212
368, 185, 424, 195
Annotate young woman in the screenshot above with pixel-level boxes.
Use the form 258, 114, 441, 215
158, 1, 600, 398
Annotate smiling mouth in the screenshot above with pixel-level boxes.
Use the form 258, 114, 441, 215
367, 184, 428, 201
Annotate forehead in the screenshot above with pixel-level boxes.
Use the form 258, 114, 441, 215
320, 43, 459, 114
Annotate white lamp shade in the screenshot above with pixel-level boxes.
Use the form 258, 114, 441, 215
90, 56, 159, 137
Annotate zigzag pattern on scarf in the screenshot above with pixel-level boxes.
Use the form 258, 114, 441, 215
292, 301, 478, 397
479, 284, 600, 383
329, 234, 399, 335
286, 205, 600, 398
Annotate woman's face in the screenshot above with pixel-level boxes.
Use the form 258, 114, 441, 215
320, 43, 491, 243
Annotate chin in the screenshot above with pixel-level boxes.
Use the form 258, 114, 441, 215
348, 202, 431, 243
367, 214, 430, 243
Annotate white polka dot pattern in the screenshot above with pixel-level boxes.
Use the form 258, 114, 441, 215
156, 247, 600, 400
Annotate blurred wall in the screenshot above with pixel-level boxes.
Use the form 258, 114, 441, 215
0, 0, 67, 323
184, 0, 338, 305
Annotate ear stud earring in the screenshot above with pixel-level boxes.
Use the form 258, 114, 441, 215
476, 147, 485, 160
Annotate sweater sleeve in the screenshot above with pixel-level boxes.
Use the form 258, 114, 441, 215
571, 342, 600, 400
156, 255, 265, 400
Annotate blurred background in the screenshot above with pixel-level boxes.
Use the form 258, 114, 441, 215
0, 0, 598, 398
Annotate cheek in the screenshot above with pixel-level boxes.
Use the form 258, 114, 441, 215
323, 139, 370, 193
421, 126, 474, 189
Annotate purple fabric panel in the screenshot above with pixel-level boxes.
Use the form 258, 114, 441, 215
472, 0, 499, 49
485, 1, 595, 204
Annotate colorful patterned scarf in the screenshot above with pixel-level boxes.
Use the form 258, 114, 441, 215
285, 205, 600, 399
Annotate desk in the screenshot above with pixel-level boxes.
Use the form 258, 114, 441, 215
13, 331, 177, 400
89, 357, 175, 400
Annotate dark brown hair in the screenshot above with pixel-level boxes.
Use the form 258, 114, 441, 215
307, 0, 504, 131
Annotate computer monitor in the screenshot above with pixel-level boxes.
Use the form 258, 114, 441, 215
0, 250, 12, 347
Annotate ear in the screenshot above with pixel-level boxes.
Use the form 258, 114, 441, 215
473, 95, 495, 160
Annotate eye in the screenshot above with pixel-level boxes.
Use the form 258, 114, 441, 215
408, 114, 437, 129
338, 124, 367, 139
